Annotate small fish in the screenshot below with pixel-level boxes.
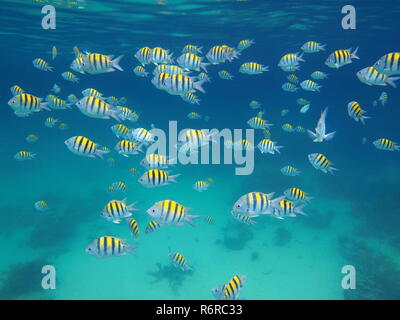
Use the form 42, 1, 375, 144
300, 79, 322, 92
163, 74, 205, 95
258, 139, 283, 154
297, 98, 310, 105
133, 65, 149, 77
177, 53, 209, 72
169, 252, 192, 271
301, 41, 326, 53
239, 62, 269, 75
8, 93, 50, 117
146, 200, 200, 226
212, 275, 246, 300
129, 167, 139, 176
82, 88, 103, 98
145, 220, 161, 234
26, 134, 39, 143
274, 199, 307, 218
232, 192, 282, 217
295, 125, 306, 133
107, 96, 120, 106
281, 109, 289, 116
226, 139, 254, 151
134, 47, 152, 66
247, 117, 272, 130
181, 92, 200, 105
51, 84, 61, 94
100, 199, 138, 224
58, 123, 69, 130
218, 70, 234, 80
204, 216, 215, 224
193, 179, 213, 192
249, 100, 261, 109
107, 157, 116, 167
197, 72, 211, 82
44, 117, 59, 128
263, 128, 271, 138
115, 140, 142, 157
10, 85, 24, 96
307, 107, 336, 142
237, 39, 255, 51
111, 124, 130, 139
33, 58, 53, 71
311, 71, 328, 80
278, 53, 305, 68
140, 154, 172, 170
182, 44, 203, 54
187, 112, 203, 120
379, 92, 388, 106
308, 153, 337, 174
81, 53, 124, 74
34, 200, 48, 212
128, 128, 154, 145
109, 181, 128, 193
61, 71, 79, 83
347, 101, 370, 125
282, 123, 294, 133
231, 211, 256, 225
86, 236, 136, 258
127, 218, 140, 239
325, 47, 359, 69
373, 52, 400, 75
52, 46, 57, 60
281, 165, 301, 176
48, 97, 72, 110
287, 74, 299, 84
75, 96, 121, 121
282, 82, 298, 92
284, 187, 312, 203
65, 136, 109, 159
138, 169, 180, 188
300, 104, 310, 113
116, 107, 140, 122
150, 47, 174, 65
356, 66, 400, 88
206, 45, 239, 64
372, 138, 400, 151
14, 151, 36, 161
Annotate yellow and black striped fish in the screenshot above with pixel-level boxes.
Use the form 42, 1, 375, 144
373, 138, 400, 151
301, 41, 326, 53
138, 169, 180, 187
308, 153, 337, 174
169, 252, 192, 271
325, 47, 359, 68
82, 88, 103, 98
14, 151, 36, 161
237, 39, 254, 51
101, 199, 138, 223
146, 200, 200, 226
115, 140, 142, 157
182, 44, 202, 54
145, 220, 161, 234
134, 47, 152, 66
86, 236, 135, 257
81, 53, 124, 74
7, 93, 50, 117
347, 101, 370, 125
284, 187, 311, 203
177, 53, 208, 72
76, 96, 120, 121
111, 124, 130, 139
10, 85, 24, 96
150, 47, 173, 64
133, 65, 149, 77
374, 52, 400, 75
140, 154, 170, 169
64, 135, 109, 159
231, 211, 256, 225
212, 275, 246, 300
32, 58, 53, 71
232, 191, 278, 216
127, 218, 140, 239
240, 62, 269, 75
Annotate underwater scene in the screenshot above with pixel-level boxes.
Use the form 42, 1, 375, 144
1, 0, 400, 300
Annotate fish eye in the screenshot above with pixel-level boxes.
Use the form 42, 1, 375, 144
236, 204, 241, 208
151, 209, 155, 213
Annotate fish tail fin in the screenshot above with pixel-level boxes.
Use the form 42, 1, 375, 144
95, 149, 110, 160
328, 166, 339, 175
325, 131, 336, 141
351, 46, 360, 60
127, 201, 139, 211
319, 44, 327, 51
111, 55, 124, 71
193, 80, 206, 94
40, 102, 51, 111
185, 214, 201, 227
275, 145, 284, 154
201, 63, 210, 73
125, 243, 137, 256
168, 174, 181, 183
109, 108, 122, 122
360, 115, 371, 125
387, 76, 400, 88
295, 204, 308, 216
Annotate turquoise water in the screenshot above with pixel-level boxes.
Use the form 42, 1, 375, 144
1, 0, 400, 300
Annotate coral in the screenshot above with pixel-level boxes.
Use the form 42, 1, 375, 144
221, 221, 253, 250
0, 258, 53, 300
338, 235, 400, 300
147, 263, 193, 296
274, 227, 292, 246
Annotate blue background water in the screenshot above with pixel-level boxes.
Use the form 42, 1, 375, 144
0, 0, 399, 300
